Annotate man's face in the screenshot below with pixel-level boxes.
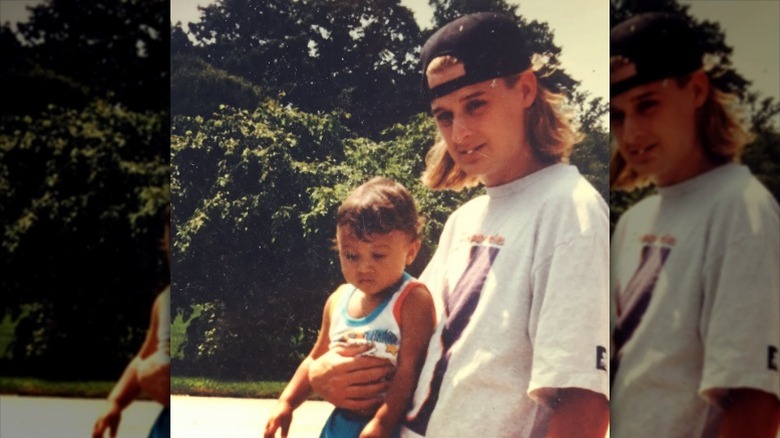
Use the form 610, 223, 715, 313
428, 65, 538, 187
610, 74, 711, 187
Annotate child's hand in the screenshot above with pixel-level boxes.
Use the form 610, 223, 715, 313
359, 418, 393, 438
263, 401, 294, 438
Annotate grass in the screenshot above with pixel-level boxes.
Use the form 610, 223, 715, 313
2, 305, 297, 400
0, 376, 117, 398
171, 377, 292, 399
0, 376, 294, 400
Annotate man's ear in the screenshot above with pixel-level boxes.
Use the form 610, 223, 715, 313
519, 69, 538, 109
691, 69, 709, 108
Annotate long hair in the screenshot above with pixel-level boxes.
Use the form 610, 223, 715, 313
422, 56, 581, 191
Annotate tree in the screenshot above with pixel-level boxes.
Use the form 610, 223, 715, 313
180, 0, 425, 138
171, 54, 264, 117
610, 0, 750, 97
0, 101, 169, 378
569, 91, 610, 201
170, 103, 477, 379
14, 0, 169, 112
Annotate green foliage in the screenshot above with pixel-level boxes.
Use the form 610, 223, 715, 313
0, 100, 169, 379
569, 91, 610, 201
171, 54, 265, 117
171, 102, 349, 378
180, 0, 424, 138
170, 102, 480, 379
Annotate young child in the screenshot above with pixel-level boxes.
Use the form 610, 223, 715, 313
609, 12, 780, 438
264, 177, 435, 438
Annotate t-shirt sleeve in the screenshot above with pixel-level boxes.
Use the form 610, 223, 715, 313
527, 192, 611, 406
698, 194, 780, 406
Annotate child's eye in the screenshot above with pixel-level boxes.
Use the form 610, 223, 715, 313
372, 253, 387, 260
344, 253, 359, 261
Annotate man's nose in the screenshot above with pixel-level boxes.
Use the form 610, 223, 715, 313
452, 117, 473, 144
622, 115, 643, 144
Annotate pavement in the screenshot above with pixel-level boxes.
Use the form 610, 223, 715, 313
0, 395, 333, 438
171, 395, 333, 437
0, 394, 162, 438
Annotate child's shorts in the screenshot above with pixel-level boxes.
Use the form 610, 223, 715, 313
320, 408, 400, 438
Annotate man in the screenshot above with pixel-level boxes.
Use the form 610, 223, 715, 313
309, 12, 610, 438
609, 12, 780, 438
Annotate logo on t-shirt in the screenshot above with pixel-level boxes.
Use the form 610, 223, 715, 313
596, 345, 607, 371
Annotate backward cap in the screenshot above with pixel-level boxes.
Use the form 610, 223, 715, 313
421, 12, 531, 100
610, 12, 703, 97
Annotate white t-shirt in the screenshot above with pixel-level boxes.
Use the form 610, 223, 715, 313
610, 163, 780, 437
401, 163, 610, 438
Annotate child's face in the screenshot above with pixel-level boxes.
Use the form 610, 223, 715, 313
336, 226, 420, 296
610, 72, 712, 187
429, 66, 538, 187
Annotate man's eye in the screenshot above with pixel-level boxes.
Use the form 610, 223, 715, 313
466, 100, 486, 113
636, 100, 658, 113
435, 112, 453, 126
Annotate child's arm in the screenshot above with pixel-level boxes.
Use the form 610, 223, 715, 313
92, 293, 162, 438
360, 286, 436, 438
263, 289, 339, 438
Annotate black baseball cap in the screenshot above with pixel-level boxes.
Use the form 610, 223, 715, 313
610, 12, 704, 98
420, 12, 532, 101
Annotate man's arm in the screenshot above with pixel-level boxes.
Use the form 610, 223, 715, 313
308, 346, 395, 412
546, 388, 609, 438
718, 388, 779, 438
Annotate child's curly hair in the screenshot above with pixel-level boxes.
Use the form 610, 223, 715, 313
336, 177, 425, 241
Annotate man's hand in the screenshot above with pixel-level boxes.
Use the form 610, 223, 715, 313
309, 345, 395, 412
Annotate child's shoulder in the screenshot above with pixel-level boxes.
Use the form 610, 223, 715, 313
395, 281, 436, 325
323, 283, 353, 313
